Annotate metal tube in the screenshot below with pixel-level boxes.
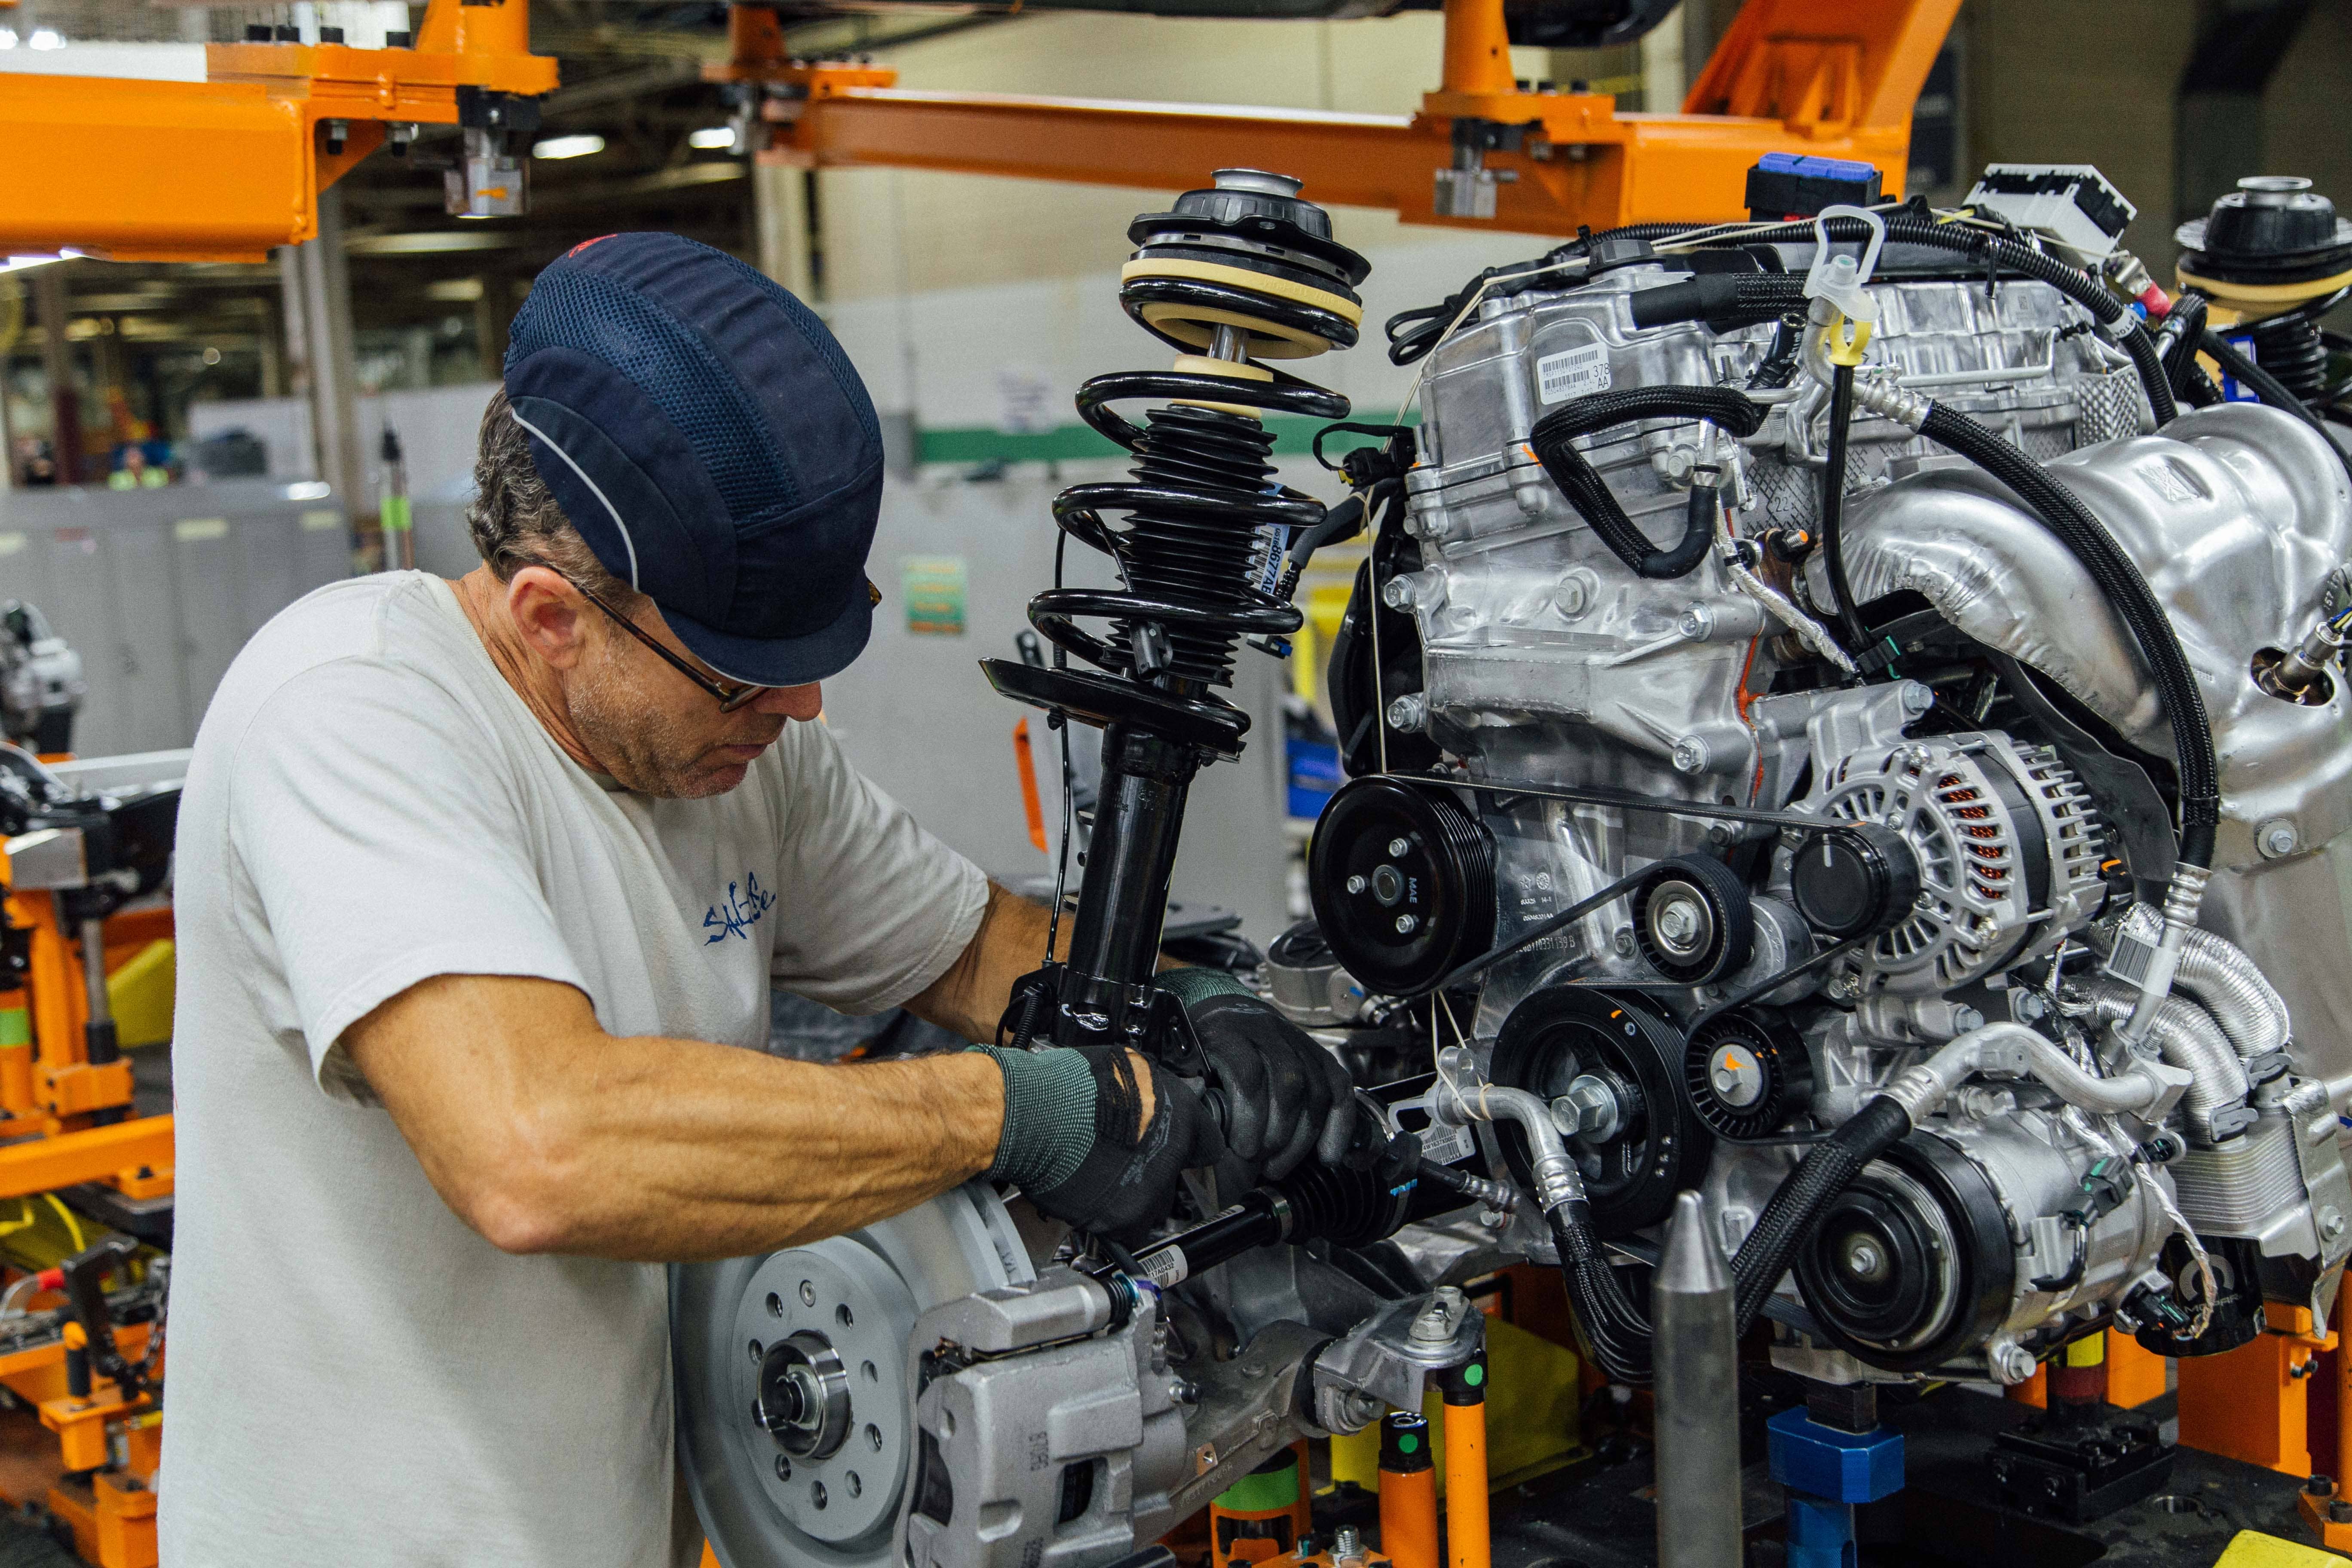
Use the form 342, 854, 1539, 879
78, 915, 117, 1069
1655, 1191, 1742, 1568
1439, 1382, 1489, 1568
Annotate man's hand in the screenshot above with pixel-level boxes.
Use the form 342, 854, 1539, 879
973, 1045, 1219, 1241
1180, 989, 1355, 1187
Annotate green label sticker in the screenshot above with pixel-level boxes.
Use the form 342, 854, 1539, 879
0, 1009, 24, 1048
900, 555, 968, 637
1464, 1363, 1485, 1387
1397, 1433, 1420, 1455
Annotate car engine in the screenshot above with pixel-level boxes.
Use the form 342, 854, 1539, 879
677, 168, 2352, 1568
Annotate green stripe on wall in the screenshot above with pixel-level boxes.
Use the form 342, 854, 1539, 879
916, 412, 1418, 467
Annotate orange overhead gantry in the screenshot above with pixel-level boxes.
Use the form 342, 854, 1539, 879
0, 0, 557, 263
725, 0, 1960, 235
0, 0, 1951, 262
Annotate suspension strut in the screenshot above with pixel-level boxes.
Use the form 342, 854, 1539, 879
981, 169, 1371, 1054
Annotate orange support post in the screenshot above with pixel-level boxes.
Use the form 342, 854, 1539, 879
1439, 1360, 1489, 1568
2178, 1320, 2328, 1476
1378, 1410, 1440, 1568
2105, 1329, 2171, 1409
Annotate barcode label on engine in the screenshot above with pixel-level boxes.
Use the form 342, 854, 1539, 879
1419, 1121, 1475, 1164
1536, 342, 1612, 403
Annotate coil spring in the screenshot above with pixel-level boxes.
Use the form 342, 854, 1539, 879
2246, 308, 2331, 404
1030, 248, 1359, 713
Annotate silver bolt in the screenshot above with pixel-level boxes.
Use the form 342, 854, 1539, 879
2325, 1207, 2346, 1243
2260, 820, 2300, 859
1988, 1340, 2037, 1386
1381, 575, 1417, 610
1845, 1240, 1884, 1279
1899, 680, 1934, 716
2015, 992, 2049, 1022
1335, 1528, 1364, 1563
1387, 692, 1427, 731
1387, 837, 1411, 857
1395, 913, 1418, 935
1345, 874, 1367, 895
1553, 574, 1591, 619
1952, 1005, 1984, 1033
1655, 897, 1702, 948
1613, 925, 1638, 958
1677, 605, 1712, 641
1672, 736, 1709, 774
799, 1280, 817, 1307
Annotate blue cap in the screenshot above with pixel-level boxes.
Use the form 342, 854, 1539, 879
502, 232, 883, 688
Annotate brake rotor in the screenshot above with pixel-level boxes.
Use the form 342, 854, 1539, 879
674, 1183, 1033, 1568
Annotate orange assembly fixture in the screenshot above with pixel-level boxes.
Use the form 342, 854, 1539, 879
1438, 1359, 1489, 1568
1376, 1409, 1439, 1568
739, 0, 1959, 236
0, 0, 557, 262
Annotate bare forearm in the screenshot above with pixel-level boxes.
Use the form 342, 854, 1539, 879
347, 975, 1002, 1262
904, 881, 1185, 1041
515, 1039, 1002, 1260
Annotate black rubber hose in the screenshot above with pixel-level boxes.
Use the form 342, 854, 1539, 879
1528, 387, 1767, 579
1818, 361, 1872, 654
2158, 293, 2211, 402
1628, 272, 1810, 331
1714, 215, 2177, 424
1545, 1094, 1917, 1384
1917, 403, 2220, 870
1725, 1095, 1911, 1336
2200, 328, 2352, 494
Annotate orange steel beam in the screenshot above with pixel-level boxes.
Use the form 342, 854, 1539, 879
753, 0, 1959, 235
0, 1116, 172, 1203
0, 0, 554, 263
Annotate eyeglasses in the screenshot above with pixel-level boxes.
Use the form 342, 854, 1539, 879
564, 577, 772, 713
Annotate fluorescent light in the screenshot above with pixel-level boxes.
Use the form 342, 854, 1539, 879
283, 481, 332, 501
28, 29, 62, 50
426, 277, 485, 302
0, 30, 16, 50
689, 126, 736, 151
531, 133, 605, 162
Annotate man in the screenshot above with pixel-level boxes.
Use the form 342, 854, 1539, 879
161, 233, 1350, 1566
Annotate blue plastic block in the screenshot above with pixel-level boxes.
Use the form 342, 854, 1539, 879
1784, 1494, 1859, 1568
1765, 1406, 1905, 1504
1758, 151, 1810, 174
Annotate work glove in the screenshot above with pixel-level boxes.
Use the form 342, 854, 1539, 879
1159, 969, 1355, 1187
974, 1044, 1223, 1243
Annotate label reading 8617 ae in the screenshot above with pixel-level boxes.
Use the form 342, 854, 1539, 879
1535, 341, 1613, 403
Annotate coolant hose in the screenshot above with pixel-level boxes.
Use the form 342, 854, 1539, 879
1819, 361, 1873, 654
1722, 1094, 1911, 1338
1540, 1094, 1915, 1382
1914, 403, 2220, 870
2158, 293, 2213, 404
1529, 386, 1768, 579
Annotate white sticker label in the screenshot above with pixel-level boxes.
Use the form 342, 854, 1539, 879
1536, 342, 1613, 403
1139, 1245, 1188, 1289
1419, 1121, 1476, 1164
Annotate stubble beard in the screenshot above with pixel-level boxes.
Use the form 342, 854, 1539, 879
565, 644, 741, 799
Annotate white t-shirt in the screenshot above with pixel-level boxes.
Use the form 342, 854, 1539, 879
159, 572, 989, 1568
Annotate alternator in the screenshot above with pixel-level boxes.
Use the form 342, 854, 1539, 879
1808, 735, 2106, 995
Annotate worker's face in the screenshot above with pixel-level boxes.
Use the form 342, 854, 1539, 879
564, 598, 823, 799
